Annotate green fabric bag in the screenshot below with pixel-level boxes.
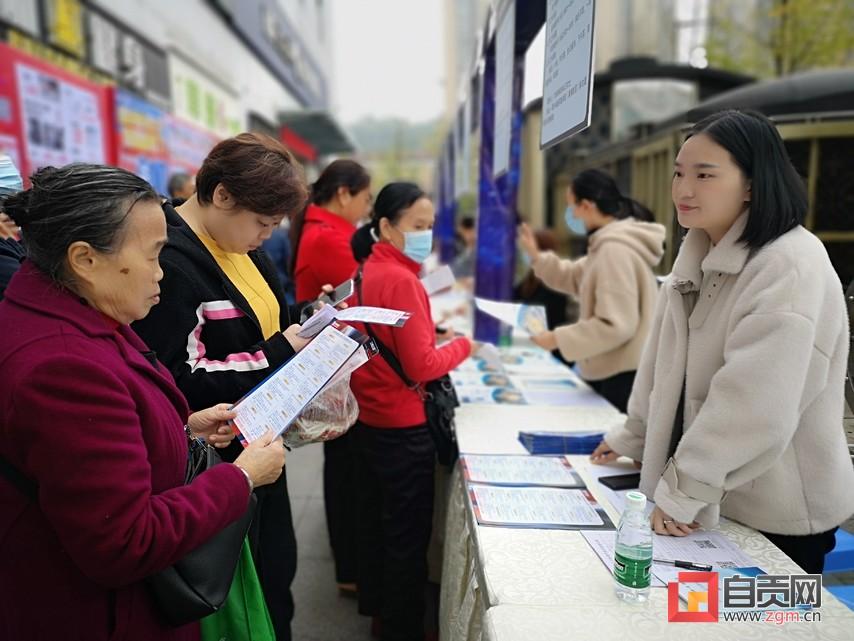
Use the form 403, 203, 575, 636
200, 539, 275, 641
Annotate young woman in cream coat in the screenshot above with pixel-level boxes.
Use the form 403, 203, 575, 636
518, 169, 666, 412
591, 110, 854, 574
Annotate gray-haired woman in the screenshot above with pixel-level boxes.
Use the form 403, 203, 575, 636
0, 164, 285, 641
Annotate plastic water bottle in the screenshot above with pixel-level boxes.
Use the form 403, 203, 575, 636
613, 490, 652, 603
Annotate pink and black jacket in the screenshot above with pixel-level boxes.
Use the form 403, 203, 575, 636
133, 203, 304, 412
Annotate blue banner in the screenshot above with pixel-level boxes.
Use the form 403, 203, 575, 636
473, 43, 524, 344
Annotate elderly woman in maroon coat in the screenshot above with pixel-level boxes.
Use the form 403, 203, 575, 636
0, 164, 286, 641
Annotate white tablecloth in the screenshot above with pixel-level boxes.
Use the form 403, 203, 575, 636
482, 602, 852, 641
439, 403, 854, 641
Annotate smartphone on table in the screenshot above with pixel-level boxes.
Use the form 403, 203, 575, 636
598, 472, 641, 491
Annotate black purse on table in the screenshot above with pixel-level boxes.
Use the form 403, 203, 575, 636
355, 267, 461, 466
0, 434, 256, 627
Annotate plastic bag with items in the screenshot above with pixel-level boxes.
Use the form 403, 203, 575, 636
283, 376, 359, 448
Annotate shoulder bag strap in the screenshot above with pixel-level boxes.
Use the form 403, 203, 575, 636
355, 264, 418, 390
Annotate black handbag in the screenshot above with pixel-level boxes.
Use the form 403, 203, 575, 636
355, 267, 461, 466
0, 434, 256, 627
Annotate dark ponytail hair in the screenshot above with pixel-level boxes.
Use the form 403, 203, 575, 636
351, 182, 425, 263
1, 163, 158, 286
290, 159, 370, 273
571, 168, 655, 222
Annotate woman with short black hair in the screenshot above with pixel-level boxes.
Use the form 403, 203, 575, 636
592, 110, 854, 574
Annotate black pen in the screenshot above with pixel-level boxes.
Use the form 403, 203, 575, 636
654, 559, 713, 571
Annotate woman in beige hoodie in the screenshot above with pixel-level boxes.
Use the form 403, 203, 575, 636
518, 169, 666, 412
592, 110, 854, 574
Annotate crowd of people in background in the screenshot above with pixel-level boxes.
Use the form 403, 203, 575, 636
0, 108, 851, 641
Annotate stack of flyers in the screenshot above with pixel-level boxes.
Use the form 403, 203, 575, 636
518, 430, 606, 455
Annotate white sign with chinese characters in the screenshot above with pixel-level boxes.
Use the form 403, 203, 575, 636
540, 0, 596, 149
492, 0, 515, 177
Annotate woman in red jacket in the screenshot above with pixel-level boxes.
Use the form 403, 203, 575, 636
349, 182, 473, 641
291, 159, 371, 595
292, 159, 371, 301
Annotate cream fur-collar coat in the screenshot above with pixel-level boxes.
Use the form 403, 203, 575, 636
607, 214, 854, 535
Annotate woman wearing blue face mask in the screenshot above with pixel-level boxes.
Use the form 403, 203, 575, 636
518, 169, 665, 412
349, 182, 474, 641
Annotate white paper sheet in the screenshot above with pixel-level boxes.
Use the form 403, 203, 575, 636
421, 265, 456, 296
497, 350, 572, 376
474, 343, 503, 371
334, 306, 410, 326
231, 325, 360, 443
451, 372, 515, 388
320, 343, 369, 392
455, 345, 572, 377
580, 529, 760, 588
468, 484, 611, 529
457, 386, 528, 405
474, 298, 548, 335
298, 305, 411, 338
520, 387, 614, 408
297, 303, 337, 338
460, 454, 585, 487
513, 376, 578, 389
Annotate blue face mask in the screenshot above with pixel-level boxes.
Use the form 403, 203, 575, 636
402, 229, 433, 264
564, 205, 586, 236
0, 155, 23, 196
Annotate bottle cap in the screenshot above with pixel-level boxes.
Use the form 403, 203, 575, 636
625, 491, 647, 511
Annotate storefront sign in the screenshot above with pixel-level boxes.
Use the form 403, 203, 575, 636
43, 0, 86, 59
228, 0, 327, 108
87, 8, 171, 109
169, 54, 241, 138
8, 29, 113, 84
0, 0, 39, 37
